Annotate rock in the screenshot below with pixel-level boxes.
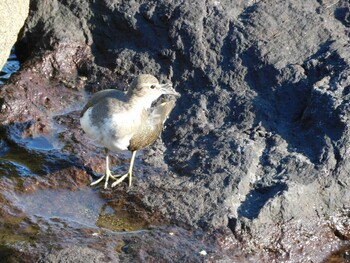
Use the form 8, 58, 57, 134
0, 0, 349, 261
38, 247, 109, 263
0, 0, 30, 70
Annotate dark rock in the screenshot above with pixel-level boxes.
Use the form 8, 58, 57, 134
38, 247, 110, 263
0, 0, 349, 261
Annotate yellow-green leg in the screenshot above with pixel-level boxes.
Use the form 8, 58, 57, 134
111, 151, 137, 188
90, 154, 118, 189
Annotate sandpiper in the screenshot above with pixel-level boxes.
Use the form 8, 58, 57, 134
80, 74, 180, 188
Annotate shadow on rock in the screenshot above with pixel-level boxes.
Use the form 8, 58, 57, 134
241, 41, 346, 166
237, 182, 288, 219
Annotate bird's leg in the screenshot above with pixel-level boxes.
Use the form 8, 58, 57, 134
128, 150, 136, 187
104, 154, 113, 189
111, 151, 137, 188
90, 152, 118, 189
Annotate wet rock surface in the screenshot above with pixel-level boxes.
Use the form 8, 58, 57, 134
0, 0, 350, 262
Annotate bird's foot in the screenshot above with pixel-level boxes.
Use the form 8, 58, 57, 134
90, 169, 120, 189
111, 171, 132, 188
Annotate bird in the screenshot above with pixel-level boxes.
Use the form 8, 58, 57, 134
80, 74, 180, 188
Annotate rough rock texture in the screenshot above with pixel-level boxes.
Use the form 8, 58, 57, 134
0, 0, 350, 262
0, 0, 30, 71
39, 247, 109, 263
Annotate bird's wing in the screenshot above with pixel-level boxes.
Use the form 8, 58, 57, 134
128, 99, 176, 151
80, 89, 126, 117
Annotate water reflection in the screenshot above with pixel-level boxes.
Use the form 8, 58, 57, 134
0, 48, 20, 85
22, 136, 55, 151
10, 187, 148, 232
13, 188, 104, 227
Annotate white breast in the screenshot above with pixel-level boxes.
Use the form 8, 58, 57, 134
80, 107, 140, 152
80, 108, 101, 142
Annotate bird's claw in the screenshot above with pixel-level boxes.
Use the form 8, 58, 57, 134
111, 172, 132, 188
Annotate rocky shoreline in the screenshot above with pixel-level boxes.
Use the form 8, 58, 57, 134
0, 0, 349, 262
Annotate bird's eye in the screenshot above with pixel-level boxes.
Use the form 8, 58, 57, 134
150, 85, 156, 89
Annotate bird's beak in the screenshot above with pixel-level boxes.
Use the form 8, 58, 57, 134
159, 83, 181, 97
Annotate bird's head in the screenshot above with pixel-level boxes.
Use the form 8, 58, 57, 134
127, 74, 180, 107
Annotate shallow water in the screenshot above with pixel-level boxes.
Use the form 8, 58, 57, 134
0, 140, 47, 177
22, 136, 55, 151
5, 186, 150, 234
0, 48, 20, 85
13, 188, 104, 228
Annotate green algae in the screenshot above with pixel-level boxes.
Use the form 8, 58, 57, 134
0, 214, 39, 247
96, 203, 148, 232
114, 240, 127, 253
